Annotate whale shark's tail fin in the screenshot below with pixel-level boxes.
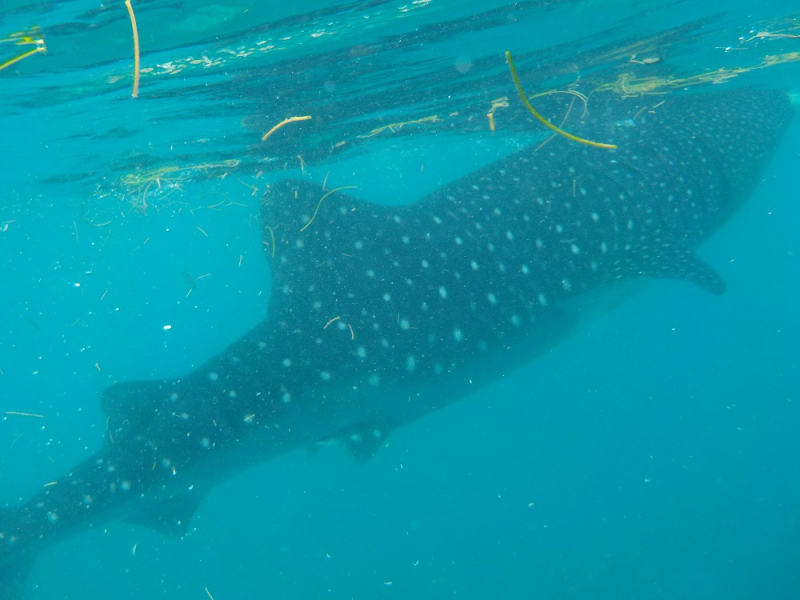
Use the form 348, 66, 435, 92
0, 555, 34, 600
0, 508, 37, 600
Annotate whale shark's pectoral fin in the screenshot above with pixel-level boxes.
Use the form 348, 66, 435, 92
317, 424, 391, 463
627, 242, 726, 295
341, 425, 390, 463
123, 492, 204, 538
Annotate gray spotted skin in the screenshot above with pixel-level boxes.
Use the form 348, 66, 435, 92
0, 88, 793, 600
246, 88, 793, 417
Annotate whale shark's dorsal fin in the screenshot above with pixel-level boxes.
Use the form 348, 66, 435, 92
0, 508, 36, 600
0, 554, 34, 600
123, 492, 205, 538
101, 380, 178, 445
260, 178, 400, 302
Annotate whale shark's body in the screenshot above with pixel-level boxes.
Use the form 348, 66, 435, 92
0, 88, 793, 598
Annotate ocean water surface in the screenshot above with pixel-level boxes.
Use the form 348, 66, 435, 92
1, 1, 799, 598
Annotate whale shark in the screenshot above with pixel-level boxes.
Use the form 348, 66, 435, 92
0, 87, 793, 598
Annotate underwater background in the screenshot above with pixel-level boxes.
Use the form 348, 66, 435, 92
1, 0, 799, 598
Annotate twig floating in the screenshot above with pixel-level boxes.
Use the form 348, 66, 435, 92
0, 46, 45, 73
261, 116, 312, 141
505, 51, 616, 150
5, 411, 44, 419
124, 0, 140, 98
323, 316, 341, 329
300, 186, 356, 232
265, 225, 276, 257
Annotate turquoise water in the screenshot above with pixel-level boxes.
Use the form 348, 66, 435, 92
1, 1, 799, 598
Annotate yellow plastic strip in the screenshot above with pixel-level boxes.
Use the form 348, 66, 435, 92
124, 0, 140, 98
505, 51, 616, 150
